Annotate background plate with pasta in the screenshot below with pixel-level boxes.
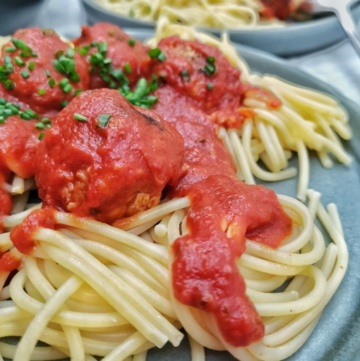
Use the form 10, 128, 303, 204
80, 0, 360, 56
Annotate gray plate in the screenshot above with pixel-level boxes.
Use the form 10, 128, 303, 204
129, 29, 360, 361
81, 0, 360, 56
3, 30, 360, 361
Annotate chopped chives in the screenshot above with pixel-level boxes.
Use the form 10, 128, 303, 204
0, 99, 24, 121
79, 45, 90, 56
4, 79, 14, 89
59, 78, 73, 93
4, 47, 16, 53
66, 48, 74, 58
6, 104, 19, 114
97, 113, 111, 128
38, 88, 46, 95
84, 40, 159, 109
14, 57, 25, 66
73, 113, 88, 122
52, 50, 80, 82
21, 70, 30, 79
98, 41, 107, 55
63, 84, 72, 93
4, 56, 13, 73
201, 56, 216, 76
124, 63, 131, 74
35, 122, 44, 129
180, 69, 189, 82
20, 112, 31, 120
74, 89, 82, 96
148, 48, 166, 62
12, 38, 37, 57
23, 108, 38, 119
158, 52, 166, 62
28, 61, 35, 70
48, 78, 55, 87
59, 78, 69, 86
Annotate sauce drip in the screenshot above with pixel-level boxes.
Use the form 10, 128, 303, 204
153, 85, 292, 346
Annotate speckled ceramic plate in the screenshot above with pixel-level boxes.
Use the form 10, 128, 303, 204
81, 0, 360, 56
3, 29, 360, 361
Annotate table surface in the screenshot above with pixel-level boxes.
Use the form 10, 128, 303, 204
30, 0, 360, 105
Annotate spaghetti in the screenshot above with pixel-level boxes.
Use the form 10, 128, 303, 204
93, 0, 308, 29
0, 191, 348, 361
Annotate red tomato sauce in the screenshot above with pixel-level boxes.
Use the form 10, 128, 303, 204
260, 0, 298, 20
154, 85, 291, 345
0, 114, 42, 223
0, 117, 42, 179
10, 208, 55, 255
0, 172, 11, 233
0, 251, 21, 272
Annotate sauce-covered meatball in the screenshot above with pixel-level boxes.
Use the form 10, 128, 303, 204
73, 22, 152, 89
35, 88, 184, 223
0, 27, 90, 117
152, 36, 246, 128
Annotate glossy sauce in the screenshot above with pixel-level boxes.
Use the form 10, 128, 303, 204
154, 85, 291, 345
0, 172, 11, 232
10, 208, 55, 254
0, 117, 41, 178
260, 0, 297, 20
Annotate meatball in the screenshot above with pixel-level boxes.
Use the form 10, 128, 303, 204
73, 22, 152, 89
35, 88, 184, 223
152, 36, 247, 128
0, 116, 42, 179
0, 27, 90, 117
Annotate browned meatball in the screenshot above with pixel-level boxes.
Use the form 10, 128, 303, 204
73, 22, 152, 89
0, 27, 90, 117
35, 88, 185, 223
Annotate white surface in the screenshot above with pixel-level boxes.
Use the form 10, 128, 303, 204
31, 0, 360, 105
289, 40, 360, 104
